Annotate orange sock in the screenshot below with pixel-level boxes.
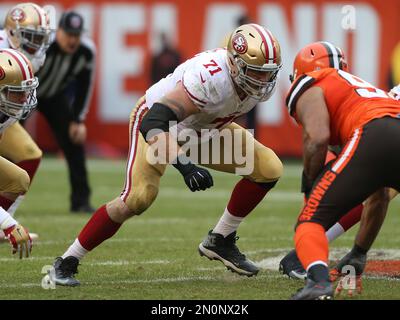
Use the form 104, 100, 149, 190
295, 222, 329, 271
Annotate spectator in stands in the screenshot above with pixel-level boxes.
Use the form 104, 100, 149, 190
150, 32, 181, 85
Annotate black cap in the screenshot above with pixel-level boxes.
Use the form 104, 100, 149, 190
59, 11, 84, 35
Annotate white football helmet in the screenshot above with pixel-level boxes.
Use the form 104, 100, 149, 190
227, 23, 282, 101
0, 49, 39, 120
4, 3, 53, 61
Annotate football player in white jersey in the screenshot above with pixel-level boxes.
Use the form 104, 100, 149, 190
52, 24, 284, 286
0, 3, 52, 241
0, 2, 52, 73
0, 48, 38, 258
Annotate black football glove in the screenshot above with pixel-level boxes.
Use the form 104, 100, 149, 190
172, 155, 214, 192
330, 245, 367, 297
332, 244, 367, 276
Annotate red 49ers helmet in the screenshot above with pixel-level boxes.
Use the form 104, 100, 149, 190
290, 41, 349, 83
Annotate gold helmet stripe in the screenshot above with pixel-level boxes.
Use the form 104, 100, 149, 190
1, 49, 32, 80
251, 23, 276, 63
14, 48, 34, 78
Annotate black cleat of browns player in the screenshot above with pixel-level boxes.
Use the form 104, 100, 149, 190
279, 249, 307, 280
52, 256, 81, 286
198, 230, 259, 277
291, 278, 334, 300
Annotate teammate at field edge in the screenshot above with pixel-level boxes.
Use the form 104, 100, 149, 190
285, 41, 400, 300
0, 48, 39, 258
0, 2, 53, 241
51, 23, 284, 286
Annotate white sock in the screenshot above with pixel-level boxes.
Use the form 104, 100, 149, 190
326, 222, 345, 242
62, 239, 89, 260
306, 261, 328, 272
0, 206, 17, 230
212, 208, 244, 237
8, 195, 25, 216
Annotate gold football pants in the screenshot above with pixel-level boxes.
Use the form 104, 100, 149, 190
0, 122, 42, 194
119, 97, 283, 215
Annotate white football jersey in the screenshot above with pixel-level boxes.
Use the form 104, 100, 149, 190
145, 48, 261, 140
0, 29, 46, 73
0, 30, 9, 48
0, 117, 16, 135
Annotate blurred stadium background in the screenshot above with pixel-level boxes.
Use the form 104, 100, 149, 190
1, 0, 400, 160
1, 0, 400, 300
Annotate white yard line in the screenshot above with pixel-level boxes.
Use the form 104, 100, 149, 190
32, 236, 294, 247
246, 248, 292, 255
40, 158, 304, 178
255, 248, 400, 272
2, 271, 400, 290
196, 266, 225, 271
89, 259, 172, 266
158, 188, 302, 201
0, 274, 278, 289
3, 248, 400, 290
33, 237, 196, 246
0, 256, 55, 262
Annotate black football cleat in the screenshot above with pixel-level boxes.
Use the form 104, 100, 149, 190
198, 230, 259, 277
291, 278, 334, 300
52, 256, 81, 286
279, 249, 307, 280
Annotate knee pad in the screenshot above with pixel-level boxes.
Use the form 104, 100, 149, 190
22, 142, 42, 161
251, 147, 283, 183
125, 183, 159, 216
13, 169, 30, 194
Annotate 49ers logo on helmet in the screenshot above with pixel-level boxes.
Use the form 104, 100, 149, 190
0, 67, 5, 81
232, 33, 248, 54
10, 8, 26, 22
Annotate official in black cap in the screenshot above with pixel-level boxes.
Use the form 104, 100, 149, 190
34, 11, 96, 213
57, 11, 85, 53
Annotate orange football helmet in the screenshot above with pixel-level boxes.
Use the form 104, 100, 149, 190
227, 23, 282, 101
290, 41, 349, 83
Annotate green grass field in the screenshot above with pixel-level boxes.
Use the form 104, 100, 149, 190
1, 157, 400, 300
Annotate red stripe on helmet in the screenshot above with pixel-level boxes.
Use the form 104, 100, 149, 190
3, 50, 27, 80
265, 29, 277, 63
251, 24, 275, 63
31, 4, 43, 27
15, 50, 33, 78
